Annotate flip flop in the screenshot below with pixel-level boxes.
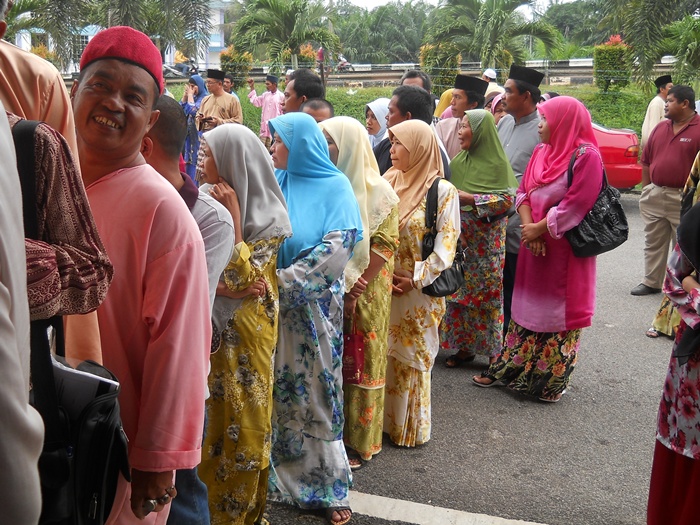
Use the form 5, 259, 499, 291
326, 506, 352, 525
471, 372, 502, 388
646, 327, 660, 339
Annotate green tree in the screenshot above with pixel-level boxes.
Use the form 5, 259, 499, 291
597, 0, 697, 85
5, 0, 211, 66
232, 0, 339, 71
5, 0, 85, 68
367, 1, 432, 63
663, 15, 700, 87
426, 0, 560, 75
90, 0, 212, 58
543, 0, 608, 46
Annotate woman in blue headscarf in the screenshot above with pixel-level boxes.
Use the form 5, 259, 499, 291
267, 112, 363, 525
180, 74, 208, 182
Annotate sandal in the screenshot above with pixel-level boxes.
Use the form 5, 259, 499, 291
646, 327, 660, 339
345, 449, 364, 470
326, 506, 352, 525
471, 372, 502, 388
445, 351, 476, 368
539, 389, 566, 403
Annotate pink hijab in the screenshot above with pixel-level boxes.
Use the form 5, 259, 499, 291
523, 96, 599, 190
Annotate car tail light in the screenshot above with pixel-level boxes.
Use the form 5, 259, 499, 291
625, 145, 639, 157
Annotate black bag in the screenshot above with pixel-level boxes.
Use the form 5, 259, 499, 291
421, 178, 465, 297
564, 145, 629, 258
13, 119, 130, 525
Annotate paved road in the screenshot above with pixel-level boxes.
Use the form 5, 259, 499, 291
264, 192, 669, 525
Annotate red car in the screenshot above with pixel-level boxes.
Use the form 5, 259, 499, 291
592, 123, 642, 189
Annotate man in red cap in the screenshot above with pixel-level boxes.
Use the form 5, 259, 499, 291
71, 26, 211, 525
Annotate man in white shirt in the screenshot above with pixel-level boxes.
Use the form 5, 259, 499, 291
641, 75, 673, 148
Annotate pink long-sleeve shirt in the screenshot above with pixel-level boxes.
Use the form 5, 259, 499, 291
86, 164, 211, 472
248, 88, 284, 138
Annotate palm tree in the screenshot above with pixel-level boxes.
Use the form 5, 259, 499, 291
5, 0, 86, 67
426, 0, 559, 75
5, 0, 211, 66
91, 0, 212, 58
232, 0, 339, 71
663, 15, 700, 87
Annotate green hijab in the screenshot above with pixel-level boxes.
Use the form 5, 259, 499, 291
449, 110, 518, 196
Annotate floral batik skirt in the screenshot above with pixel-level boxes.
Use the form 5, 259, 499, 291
487, 321, 581, 401
383, 355, 432, 447
651, 295, 681, 338
268, 426, 352, 510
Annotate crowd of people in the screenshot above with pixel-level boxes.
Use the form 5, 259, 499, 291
0, 12, 698, 525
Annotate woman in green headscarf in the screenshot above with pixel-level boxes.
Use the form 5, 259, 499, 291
440, 109, 519, 368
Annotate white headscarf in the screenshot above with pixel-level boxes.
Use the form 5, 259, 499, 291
366, 97, 390, 149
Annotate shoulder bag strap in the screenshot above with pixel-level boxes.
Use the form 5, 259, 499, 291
425, 177, 441, 232
12, 120, 66, 444
12, 119, 41, 239
567, 144, 609, 189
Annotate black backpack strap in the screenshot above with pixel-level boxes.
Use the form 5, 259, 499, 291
425, 178, 441, 232
12, 119, 41, 239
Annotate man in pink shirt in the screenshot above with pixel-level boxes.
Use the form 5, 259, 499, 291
247, 74, 284, 148
71, 26, 211, 524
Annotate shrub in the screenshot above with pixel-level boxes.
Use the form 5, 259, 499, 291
420, 43, 461, 96
593, 35, 631, 93
31, 44, 60, 69
219, 46, 254, 91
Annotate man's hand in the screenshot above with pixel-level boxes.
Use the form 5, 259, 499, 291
130, 469, 176, 519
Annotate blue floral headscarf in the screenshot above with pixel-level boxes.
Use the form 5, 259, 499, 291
269, 112, 363, 268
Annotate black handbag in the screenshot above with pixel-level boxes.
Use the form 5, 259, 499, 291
421, 178, 465, 297
14, 119, 130, 525
564, 145, 629, 258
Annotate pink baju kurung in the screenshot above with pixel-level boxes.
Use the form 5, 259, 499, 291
86, 164, 211, 524
512, 147, 602, 332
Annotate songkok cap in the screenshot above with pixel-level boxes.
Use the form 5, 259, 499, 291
80, 26, 164, 94
508, 64, 544, 88
207, 69, 226, 81
454, 74, 488, 96
483, 68, 497, 80
266, 74, 279, 84
655, 75, 672, 88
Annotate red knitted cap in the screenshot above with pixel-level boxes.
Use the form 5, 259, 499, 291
80, 26, 164, 94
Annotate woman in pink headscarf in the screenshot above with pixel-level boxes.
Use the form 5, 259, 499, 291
472, 96, 604, 403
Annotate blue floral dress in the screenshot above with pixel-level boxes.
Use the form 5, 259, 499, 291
269, 229, 358, 510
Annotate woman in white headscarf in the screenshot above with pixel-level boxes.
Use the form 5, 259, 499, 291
365, 97, 390, 148
319, 116, 399, 468
197, 124, 292, 525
